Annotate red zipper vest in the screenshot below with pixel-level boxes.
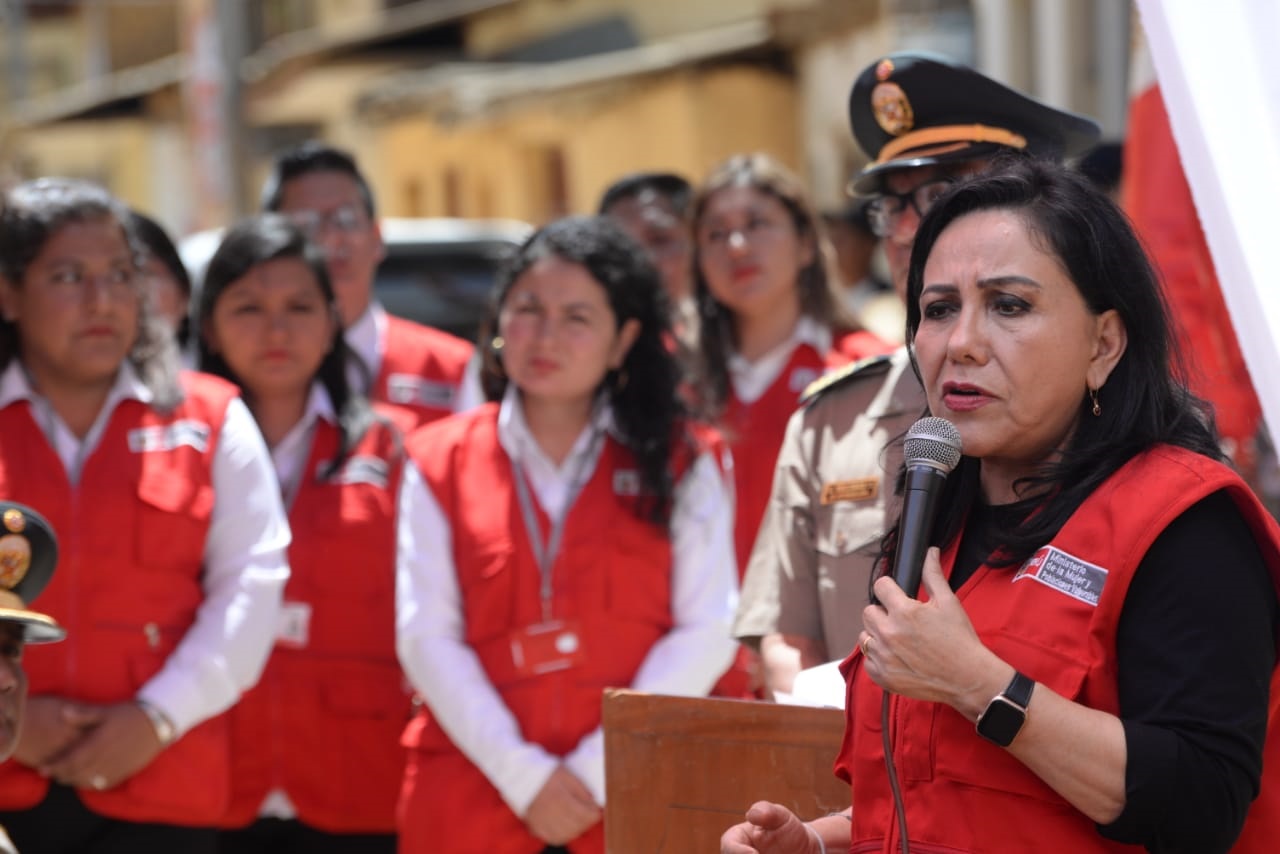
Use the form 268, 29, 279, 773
836, 446, 1280, 853
723, 331, 888, 580
222, 415, 407, 833
399, 405, 696, 854
372, 315, 473, 430
0, 372, 237, 825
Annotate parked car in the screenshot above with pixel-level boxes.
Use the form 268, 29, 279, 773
179, 216, 532, 344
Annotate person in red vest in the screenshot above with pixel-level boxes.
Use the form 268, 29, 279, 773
689, 153, 894, 582
687, 153, 895, 696
396, 216, 738, 854
261, 142, 477, 428
193, 215, 409, 854
0, 501, 69, 854
0, 180, 290, 852
721, 161, 1280, 853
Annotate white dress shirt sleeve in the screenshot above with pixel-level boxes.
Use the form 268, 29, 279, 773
395, 463, 560, 817
135, 397, 291, 736
563, 449, 741, 805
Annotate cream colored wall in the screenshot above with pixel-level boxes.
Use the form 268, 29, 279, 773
374, 65, 798, 224
8, 119, 151, 201
466, 0, 774, 55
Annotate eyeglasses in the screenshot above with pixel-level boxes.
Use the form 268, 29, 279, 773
286, 204, 371, 238
865, 178, 955, 237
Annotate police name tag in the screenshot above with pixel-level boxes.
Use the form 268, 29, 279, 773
821, 477, 879, 504
128, 420, 211, 453
386, 374, 455, 409
276, 601, 312, 648
1014, 546, 1107, 606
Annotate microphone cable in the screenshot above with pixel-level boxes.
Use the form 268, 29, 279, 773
881, 692, 911, 854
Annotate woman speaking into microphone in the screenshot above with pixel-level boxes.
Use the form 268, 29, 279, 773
722, 159, 1280, 853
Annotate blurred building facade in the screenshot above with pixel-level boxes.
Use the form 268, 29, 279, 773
0, 0, 1130, 237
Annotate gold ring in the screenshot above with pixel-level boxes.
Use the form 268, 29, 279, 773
861, 635, 873, 655
90, 774, 107, 791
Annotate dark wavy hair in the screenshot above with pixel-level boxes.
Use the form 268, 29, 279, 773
479, 215, 688, 526
688, 152, 855, 418
195, 214, 374, 477
128, 210, 193, 348
895, 157, 1220, 567
0, 178, 181, 408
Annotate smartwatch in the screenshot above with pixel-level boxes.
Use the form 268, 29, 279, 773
975, 671, 1033, 747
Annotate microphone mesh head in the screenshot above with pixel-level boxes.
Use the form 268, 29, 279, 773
904, 416, 963, 474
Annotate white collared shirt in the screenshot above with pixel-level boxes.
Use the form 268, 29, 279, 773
396, 386, 738, 814
0, 361, 290, 737
345, 302, 483, 414
343, 302, 385, 398
726, 315, 832, 405
269, 383, 337, 507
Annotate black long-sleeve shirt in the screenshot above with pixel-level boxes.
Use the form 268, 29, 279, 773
953, 490, 1278, 853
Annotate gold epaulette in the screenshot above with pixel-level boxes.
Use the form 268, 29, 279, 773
799, 354, 894, 405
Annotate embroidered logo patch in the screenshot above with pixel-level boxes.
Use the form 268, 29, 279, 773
613, 469, 641, 496
127, 420, 211, 453
1014, 545, 1107, 606
386, 374, 455, 409
320, 455, 389, 489
789, 367, 820, 394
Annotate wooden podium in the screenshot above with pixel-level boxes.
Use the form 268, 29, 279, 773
602, 690, 849, 853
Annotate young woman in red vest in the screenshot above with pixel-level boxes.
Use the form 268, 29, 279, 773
689, 153, 893, 696
397, 216, 738, 854
690, 153, 894, 581
195, 215, 410, 854
0, 182, 289, 852
722, 162, 1280, 853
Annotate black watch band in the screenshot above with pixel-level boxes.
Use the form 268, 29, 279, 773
975, 671, 1034, 747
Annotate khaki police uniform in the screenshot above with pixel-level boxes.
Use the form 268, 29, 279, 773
734, 348, 924, 661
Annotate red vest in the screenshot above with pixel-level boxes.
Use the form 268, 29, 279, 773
0, 372, 238, 826
372, 315, 473, 430
723, 331, 889, 580
222, 415, 408, 834
835, 446, 1280, 853
399, 405, 691, 854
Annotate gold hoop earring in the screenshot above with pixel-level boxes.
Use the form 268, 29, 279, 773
1089, 386, 1101, 417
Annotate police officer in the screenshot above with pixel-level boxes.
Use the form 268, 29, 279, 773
0, 502, 67, 854
732, 51, 1101, 699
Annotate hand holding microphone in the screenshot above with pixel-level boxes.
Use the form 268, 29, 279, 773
863, 417, 1004, 703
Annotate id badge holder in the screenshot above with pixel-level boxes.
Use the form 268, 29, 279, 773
510, 619, 586, 677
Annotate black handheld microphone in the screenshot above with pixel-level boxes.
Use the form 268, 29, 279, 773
888, 416, 963, 598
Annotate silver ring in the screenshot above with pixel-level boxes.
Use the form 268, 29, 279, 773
90, 774, 107, 791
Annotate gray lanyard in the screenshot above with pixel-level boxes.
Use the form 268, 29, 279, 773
512, 427, 605, 621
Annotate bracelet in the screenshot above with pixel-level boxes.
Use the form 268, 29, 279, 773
805, 822, 827, 854
135, 699, 176, 747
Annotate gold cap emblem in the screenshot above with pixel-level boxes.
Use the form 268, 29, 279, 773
2, 508, 24, 533
872, 81, 914, 136
0, 535, 30, 589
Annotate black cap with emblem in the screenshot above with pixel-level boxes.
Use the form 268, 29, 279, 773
848, 51, 1101, 194
0, 502, 65, 644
